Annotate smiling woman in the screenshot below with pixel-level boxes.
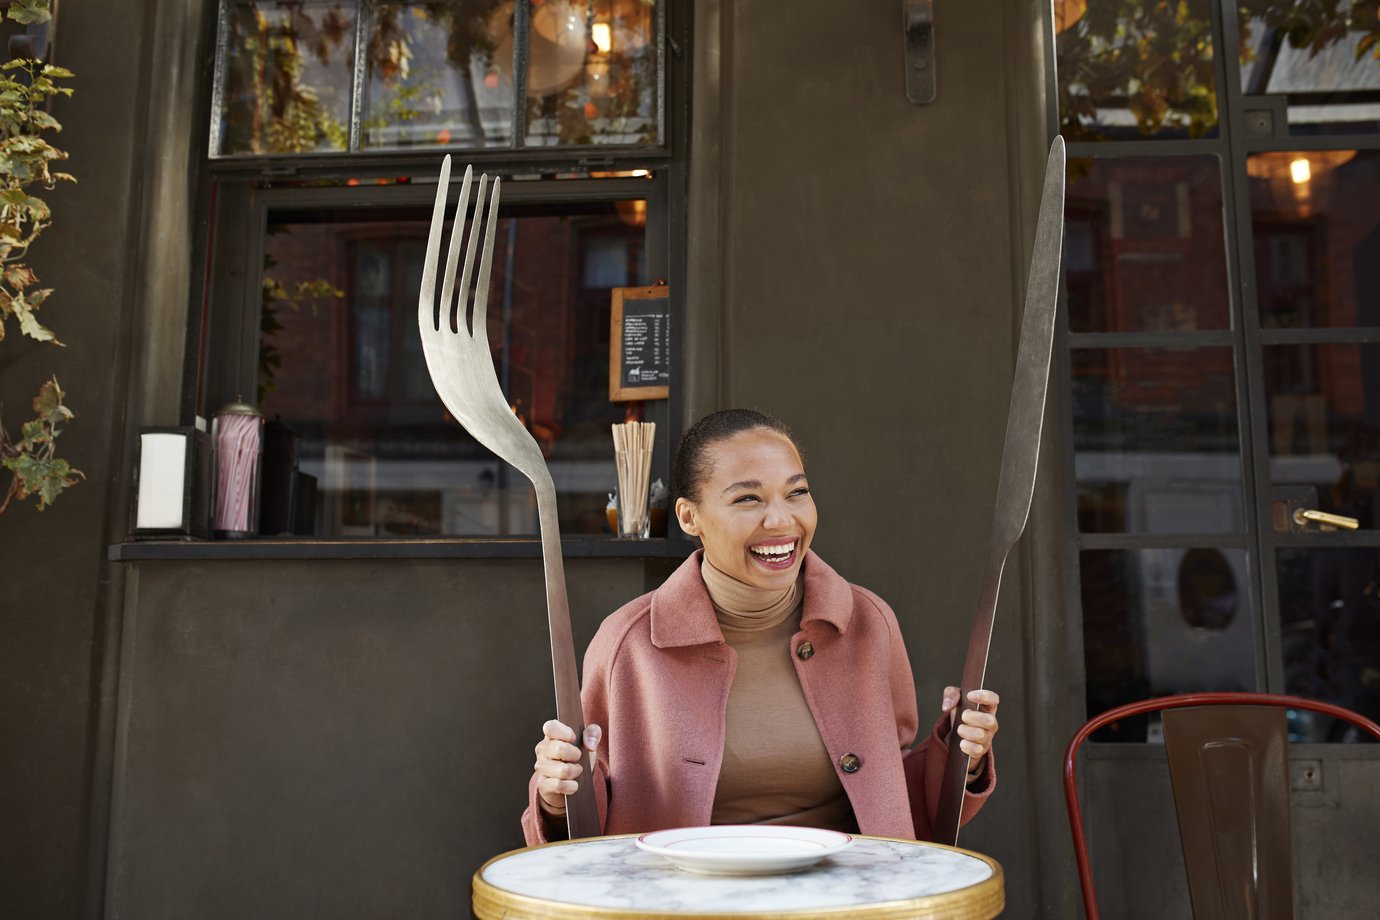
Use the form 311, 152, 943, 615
671, 412, 816, 590
521, 409, 1004, 844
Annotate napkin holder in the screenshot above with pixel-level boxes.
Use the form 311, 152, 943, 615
131, 426, 212, 538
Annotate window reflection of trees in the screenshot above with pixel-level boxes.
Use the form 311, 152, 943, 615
218, 0, 659, 155
1054, 0, 1380, 141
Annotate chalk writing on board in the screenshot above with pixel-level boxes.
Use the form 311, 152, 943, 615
610, 286, 671, 402
622, 312, 669, 387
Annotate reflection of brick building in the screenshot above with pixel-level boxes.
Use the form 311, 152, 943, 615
258, 203, 645, 534
1252, 153, 1380, 426
1068, 153, 1380, 455
1066, 157, 1235, 429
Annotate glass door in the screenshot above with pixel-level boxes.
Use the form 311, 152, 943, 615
1234, 0, 1380, 735
1056, 0, 1380, 739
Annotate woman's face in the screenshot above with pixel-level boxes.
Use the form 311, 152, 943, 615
674, 428, 818, 591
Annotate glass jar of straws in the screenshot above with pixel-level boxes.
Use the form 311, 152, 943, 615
211, 399, 265, 538
612, 421, 655, 539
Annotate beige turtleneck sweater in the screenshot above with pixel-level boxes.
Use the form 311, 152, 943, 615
701, 558, 855, 831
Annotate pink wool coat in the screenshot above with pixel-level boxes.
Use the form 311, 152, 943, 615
522, 550, 995, 845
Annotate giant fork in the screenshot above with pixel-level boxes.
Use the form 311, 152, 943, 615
417, 156, 601, 839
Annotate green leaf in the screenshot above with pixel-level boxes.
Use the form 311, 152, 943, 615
39, 460, 72, 507
32, 376, 67, 419
12, 293, 57, 343
2, 454, 79, 510
23, 194, 48, 220
6, 0, 52, 27
19, 418, 45, 449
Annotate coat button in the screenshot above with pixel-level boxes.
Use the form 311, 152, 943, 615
839, 752, 862, 774
796, 641, 815, 660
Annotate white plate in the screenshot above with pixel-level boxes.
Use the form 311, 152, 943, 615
635, 825, 854, 876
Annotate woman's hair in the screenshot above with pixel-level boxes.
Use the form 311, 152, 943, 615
673, 408, 804, 503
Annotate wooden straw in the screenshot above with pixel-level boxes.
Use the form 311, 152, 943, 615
611, 421, 655, 536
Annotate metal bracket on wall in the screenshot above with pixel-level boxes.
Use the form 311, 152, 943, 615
902, 0, 935, 104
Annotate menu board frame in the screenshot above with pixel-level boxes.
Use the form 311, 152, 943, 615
609, 285, 671, 402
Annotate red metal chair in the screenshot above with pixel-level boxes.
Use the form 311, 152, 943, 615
1063, 692, 1380, 920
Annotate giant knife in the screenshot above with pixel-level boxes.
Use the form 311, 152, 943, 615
932, 136, 1066, 845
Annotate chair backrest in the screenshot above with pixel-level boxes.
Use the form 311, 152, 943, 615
1063, 692, 1380, 920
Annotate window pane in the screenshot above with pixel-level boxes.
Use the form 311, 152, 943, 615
1083, 548, 1256, 741
1074, 347, 1243, 534
524, 0, 659, 147
1249, 149, 1380, 328
1278, 547, 1380, 737
257, 198, 652, 536
1264, 344, 1380, 532
1054, 0, 1219, 141
362, 2, 515, 150
1239, 1, 1380, 135
1066, 157, 1231, 333
218, 1, 357, 155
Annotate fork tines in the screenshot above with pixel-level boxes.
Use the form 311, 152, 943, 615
424, 155, 502, 339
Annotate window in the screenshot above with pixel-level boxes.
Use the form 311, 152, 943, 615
197, 0, 682, 539
1055, 0, 1380, 740
211, 0, 664, 157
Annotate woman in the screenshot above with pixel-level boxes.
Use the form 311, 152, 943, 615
522, 409, 999, 844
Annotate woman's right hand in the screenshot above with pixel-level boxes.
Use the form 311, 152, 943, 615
534, 719, 602, 816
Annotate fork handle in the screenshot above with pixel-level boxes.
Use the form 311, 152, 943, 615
535, 484, 602, 839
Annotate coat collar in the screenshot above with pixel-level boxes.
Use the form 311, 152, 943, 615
649, 549, 854, 649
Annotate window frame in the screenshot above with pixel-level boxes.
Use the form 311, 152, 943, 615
182, 0, 690, 545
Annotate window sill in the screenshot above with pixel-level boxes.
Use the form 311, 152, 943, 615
108, 536, 696, 562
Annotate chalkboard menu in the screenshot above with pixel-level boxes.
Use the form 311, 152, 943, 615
609, 286, 670, 401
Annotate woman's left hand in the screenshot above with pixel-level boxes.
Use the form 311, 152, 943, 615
942, 687, 1000, 774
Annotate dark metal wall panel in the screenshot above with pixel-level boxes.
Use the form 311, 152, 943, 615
106, 557, 666, 920
0, 2, 196, 918
699, 0, 1053, 913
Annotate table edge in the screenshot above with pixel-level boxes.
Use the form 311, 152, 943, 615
471, 834, 1005, 920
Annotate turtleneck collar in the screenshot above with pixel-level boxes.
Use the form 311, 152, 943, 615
700, 555, 802, 632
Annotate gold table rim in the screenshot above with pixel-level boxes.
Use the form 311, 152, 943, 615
471, 834, 1005, 920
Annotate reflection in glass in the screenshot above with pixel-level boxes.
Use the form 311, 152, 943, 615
523, 0, 659, 146
257, 199, 650, 536
1082, 548, 1255, 741
1073, 348, 1242, 534
1278, 547, 1380, 739
1066, 157, 1230, 333
218, 1, 356, 155
1264, 344, 1380, 531
362, 2, 515, 149
1249, 150, 1380, 328
1054, 0, 1219, 141
1239, 1, 1380, 135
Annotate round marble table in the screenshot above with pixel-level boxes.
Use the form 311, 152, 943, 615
472, 834, 1004, 919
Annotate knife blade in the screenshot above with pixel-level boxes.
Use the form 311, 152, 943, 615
932, 136, 1066, 845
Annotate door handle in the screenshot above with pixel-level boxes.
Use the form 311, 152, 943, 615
1293, 508, 1360, 531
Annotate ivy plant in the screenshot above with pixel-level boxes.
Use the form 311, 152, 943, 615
0, 0, 80, 513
